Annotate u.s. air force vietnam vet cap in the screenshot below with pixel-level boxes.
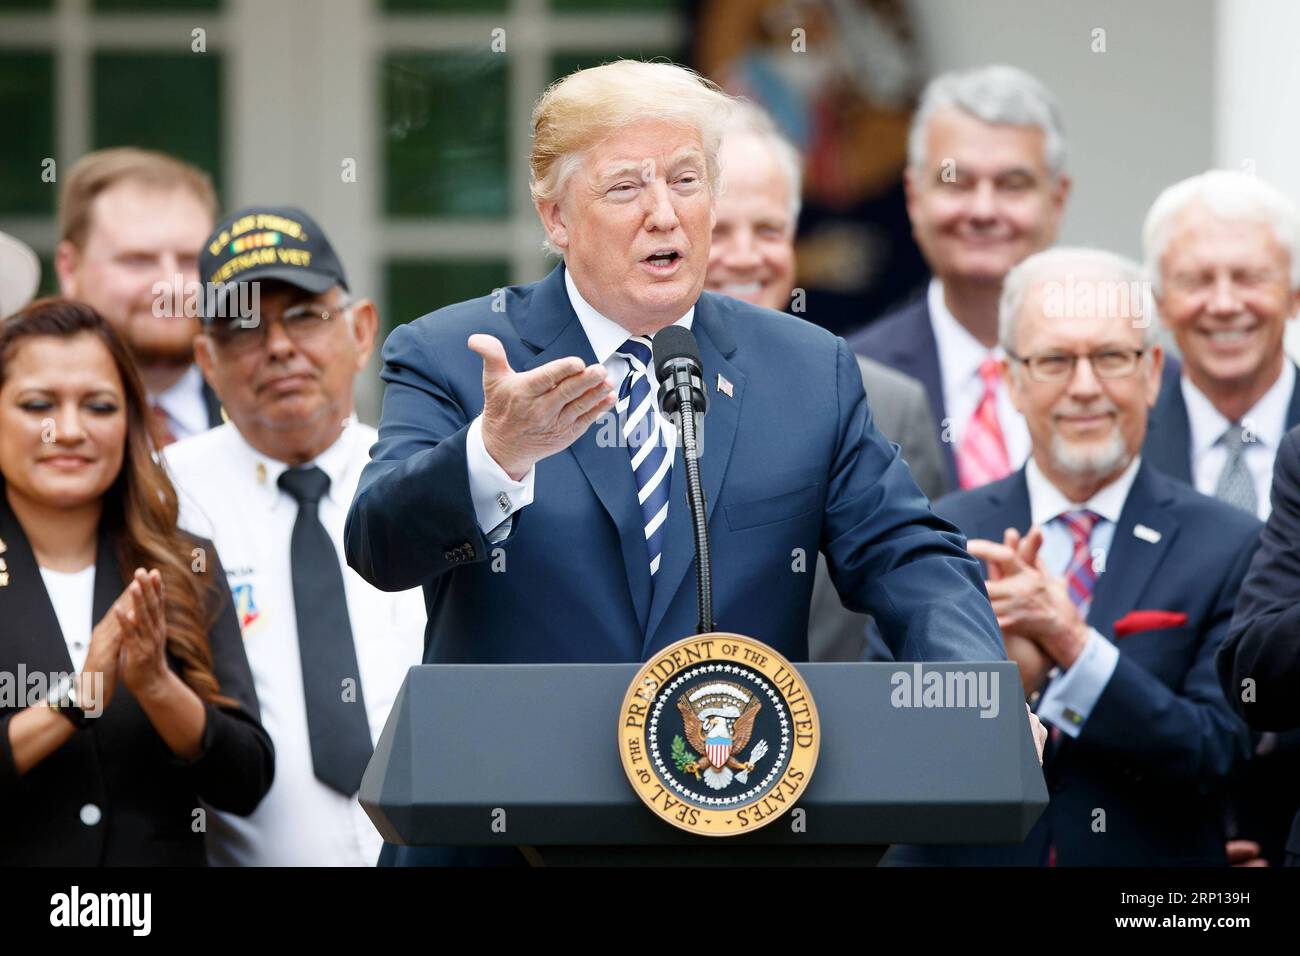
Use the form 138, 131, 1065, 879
198, 205, 349, 323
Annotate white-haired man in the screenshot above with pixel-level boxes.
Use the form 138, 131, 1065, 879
1142, 170, 1300, 868
345, 61, 1033, 864
705, 101, 947, 661
889, 247, 1259, 866
848, 65, 1072, 492
1143, 169, 1300, 521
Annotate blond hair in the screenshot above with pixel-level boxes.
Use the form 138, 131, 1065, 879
59, 147, 217, 249
529, 60, 736, 207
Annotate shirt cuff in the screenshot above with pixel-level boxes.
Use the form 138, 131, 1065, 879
1036, 627, 1119, 738
465, 415, 535, 536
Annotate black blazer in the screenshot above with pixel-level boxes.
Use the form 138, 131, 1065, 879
0, 493, 274, 865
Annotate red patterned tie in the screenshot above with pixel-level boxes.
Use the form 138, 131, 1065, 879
956, 356, 1012, 489
1060, 509, 1101, 616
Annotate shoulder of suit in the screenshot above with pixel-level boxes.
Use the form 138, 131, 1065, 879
855, 354, 927, 399
849, 296, 928, 349
1148, 466, 1263, 537
932, 473, 1019, 524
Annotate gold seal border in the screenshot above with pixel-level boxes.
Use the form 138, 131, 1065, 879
617, 632, 820, 838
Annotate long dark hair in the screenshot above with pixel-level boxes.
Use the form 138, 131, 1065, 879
0, 298, 234, 707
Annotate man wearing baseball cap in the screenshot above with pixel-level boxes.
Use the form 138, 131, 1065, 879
163, 205, 425, 865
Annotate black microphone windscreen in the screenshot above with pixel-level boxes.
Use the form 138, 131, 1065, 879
652, 325, 702, 379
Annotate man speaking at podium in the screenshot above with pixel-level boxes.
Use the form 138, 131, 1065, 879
345, 62, 1008, 750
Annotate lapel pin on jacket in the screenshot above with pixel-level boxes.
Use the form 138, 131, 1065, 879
716, 373, 733, 398
1133, 524, 1161, 544
0, 535, 7, 587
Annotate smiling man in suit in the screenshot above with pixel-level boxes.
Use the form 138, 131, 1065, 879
890, 247, 1260, 866
345, 61, 1023, 864
1142, 170, 1300, 521
1142, 170, 1300, 867
846, 65, 1071, 491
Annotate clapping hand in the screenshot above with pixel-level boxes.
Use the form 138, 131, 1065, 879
116, 568, 171, 699
968, 526, 1089, 670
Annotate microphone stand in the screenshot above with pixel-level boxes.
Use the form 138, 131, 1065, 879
662, 370, 713, 634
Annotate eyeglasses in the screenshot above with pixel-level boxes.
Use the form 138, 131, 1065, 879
1007, 348, 1146, 383
210, 300, 352, 354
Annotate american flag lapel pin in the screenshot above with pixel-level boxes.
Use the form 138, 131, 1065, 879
716, 373, 733, 398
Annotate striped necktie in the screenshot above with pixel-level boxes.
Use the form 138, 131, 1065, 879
1044, 508, 1102, 866
615, 336, 672, 578
1059, 509, 1101, 616
956, 356, 1012, 489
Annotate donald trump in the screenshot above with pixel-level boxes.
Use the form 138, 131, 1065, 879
344, 62, 1036, 861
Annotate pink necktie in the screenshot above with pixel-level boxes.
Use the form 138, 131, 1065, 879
956, 356, 1011, 489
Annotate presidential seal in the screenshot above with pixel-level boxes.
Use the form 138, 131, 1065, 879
618, 633, 819, 836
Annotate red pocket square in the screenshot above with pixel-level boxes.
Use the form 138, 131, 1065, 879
1113, 610, 1188, 638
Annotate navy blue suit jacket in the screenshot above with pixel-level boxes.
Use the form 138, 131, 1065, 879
846, 296, 956, 488
1143, 358, 1300, 483
890, 463, 1259, 866
345, 264, 1004, 667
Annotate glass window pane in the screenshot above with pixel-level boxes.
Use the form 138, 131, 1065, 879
551, 0, 683, 11
384, 258, 510, 338
383, 53, 509, 218
0, 51, 55, 216
383, 0, 507, 11
93, 53, 223, 196
92, 0, 220, 10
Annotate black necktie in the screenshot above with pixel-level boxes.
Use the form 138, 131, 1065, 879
278, 466, 372, 796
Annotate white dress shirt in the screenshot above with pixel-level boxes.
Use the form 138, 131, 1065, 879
1023, 455, 1142, 737
1182, 361, 1294, 521
152, 363, 213, 443
928, 279, 1031, 467
38, 564, 96, 674
465, 268, 695, 535
163, 421, 426, 866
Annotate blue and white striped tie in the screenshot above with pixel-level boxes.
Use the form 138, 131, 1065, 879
616, 336, 672, 577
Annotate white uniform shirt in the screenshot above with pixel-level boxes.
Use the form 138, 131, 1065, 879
163, 421, 426, 866
1182, 361, 1294, 521
928, 278, 1031, 468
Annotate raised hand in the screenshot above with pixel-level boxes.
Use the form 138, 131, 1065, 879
468, 334, 617, 481
117, 568, 171, 699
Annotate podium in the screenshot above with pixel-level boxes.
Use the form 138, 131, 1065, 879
360, 661, 1047, 865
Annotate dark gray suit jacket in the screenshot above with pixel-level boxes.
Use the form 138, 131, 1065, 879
808, 355, 949, 660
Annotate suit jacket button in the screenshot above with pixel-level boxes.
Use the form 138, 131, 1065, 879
80, 804, 102, 826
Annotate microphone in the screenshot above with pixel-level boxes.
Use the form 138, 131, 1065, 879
652, 326, 713, 634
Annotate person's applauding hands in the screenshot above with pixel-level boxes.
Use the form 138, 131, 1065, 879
116, 568, 171, 697
969, 526, 1091, 671
468, 334, 616, 481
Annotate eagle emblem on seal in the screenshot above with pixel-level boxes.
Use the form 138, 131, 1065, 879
674, 681, 770, 791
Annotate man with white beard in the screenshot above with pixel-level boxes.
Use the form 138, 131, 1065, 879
889, 247, 1260, 866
